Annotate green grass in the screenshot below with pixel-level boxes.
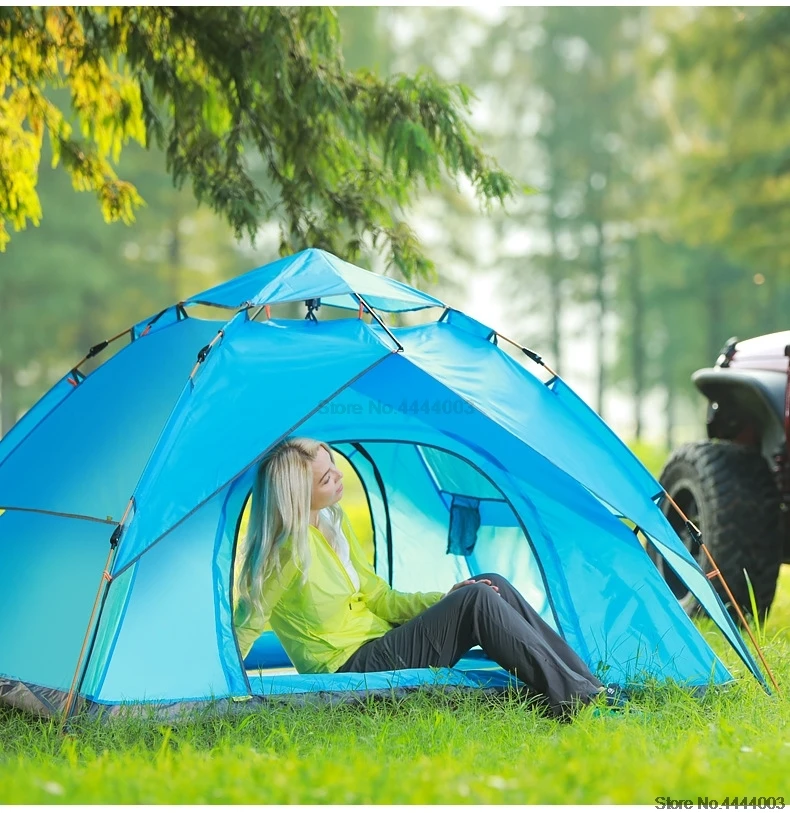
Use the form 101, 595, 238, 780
2, 573, 790, 804
3, 441, 790, 804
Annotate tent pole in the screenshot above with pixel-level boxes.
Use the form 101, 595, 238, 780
72, 301, 188, 377
73, 327, 132, 370
59, 498, 132, 729
59, 547, 115, 729
189, 330, 225, 379
699, 541, 781, 695
663, 490, 781, 694
494, 332, 558, 379
353, 294, 403, 352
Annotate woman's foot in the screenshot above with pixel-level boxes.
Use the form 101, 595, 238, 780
597, 683, 629, 709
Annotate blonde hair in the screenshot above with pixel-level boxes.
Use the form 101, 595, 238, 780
234, 437, 344, 626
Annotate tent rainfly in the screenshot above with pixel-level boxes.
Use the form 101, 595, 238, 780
0, 249, 766, 719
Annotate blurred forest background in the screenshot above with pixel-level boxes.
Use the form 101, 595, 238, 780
3, 7, 788, 452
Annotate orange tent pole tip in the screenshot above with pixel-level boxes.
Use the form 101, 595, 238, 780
699, 542, 781, 695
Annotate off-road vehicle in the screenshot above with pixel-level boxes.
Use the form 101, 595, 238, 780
655, 331, 789, 619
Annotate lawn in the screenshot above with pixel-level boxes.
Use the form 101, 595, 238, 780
2, 445, 789, 804
2, 589, 789, 804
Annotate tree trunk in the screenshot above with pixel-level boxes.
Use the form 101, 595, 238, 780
547, 188, 563, 375
630, 237, 644, 441
77, 290, 103, 374
763, 269, 778, 333
664, 354, 675, 451
169, 214, 182, 302
592, 216, 606, 418
0, 360, 17, 438
705, 257, 724, 361
0, 285, 17, 437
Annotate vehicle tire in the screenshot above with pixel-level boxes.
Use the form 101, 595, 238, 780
651, 440, 782, 621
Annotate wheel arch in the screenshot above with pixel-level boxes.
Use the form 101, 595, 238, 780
692, 367, 786, 459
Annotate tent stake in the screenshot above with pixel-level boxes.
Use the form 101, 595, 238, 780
663, 491, 781, 694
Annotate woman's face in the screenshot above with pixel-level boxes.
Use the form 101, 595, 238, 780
310, 445, 344, 511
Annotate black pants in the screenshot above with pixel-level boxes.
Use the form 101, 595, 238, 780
337, 572, 603, 715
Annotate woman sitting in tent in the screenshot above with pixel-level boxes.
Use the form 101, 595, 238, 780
233, 437, 607, 717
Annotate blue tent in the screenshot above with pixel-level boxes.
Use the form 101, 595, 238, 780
0, 249, 765, 718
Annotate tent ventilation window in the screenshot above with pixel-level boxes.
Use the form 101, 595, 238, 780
447, 495, 481, 556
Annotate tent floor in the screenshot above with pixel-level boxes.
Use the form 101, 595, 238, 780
244, 653, 517, 696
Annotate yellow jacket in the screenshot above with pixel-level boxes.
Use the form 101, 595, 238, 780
234, 514, 444, 674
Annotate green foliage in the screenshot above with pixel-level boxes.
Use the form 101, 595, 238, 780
0, 6, 514, 278
0, 130, 239, 434
380, 7, 790, 445
340, 8, 519, 305
657, 8, 790, 274
628, 438, 670, 478
337, 7, 392, 75
388, 10, 652, 405
0, 8, 146, 249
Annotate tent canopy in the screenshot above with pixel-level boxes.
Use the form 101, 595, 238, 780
185, 247, 446, 313
0, 249, 765, 718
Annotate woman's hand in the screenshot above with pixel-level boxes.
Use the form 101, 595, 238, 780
445, 578, 500, 598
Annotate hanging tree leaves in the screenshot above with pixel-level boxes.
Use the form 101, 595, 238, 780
0, 6, 513, 277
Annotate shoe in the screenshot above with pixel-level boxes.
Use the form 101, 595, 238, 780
601, 683, 629, 710
589, 685, 642, 718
